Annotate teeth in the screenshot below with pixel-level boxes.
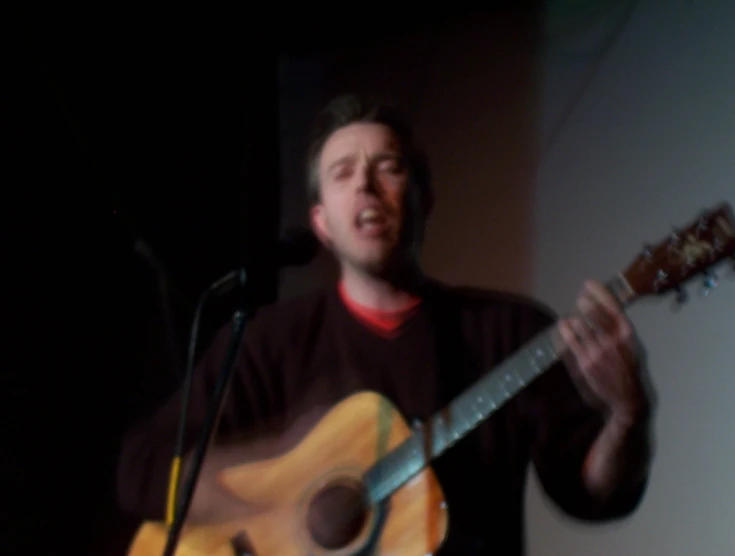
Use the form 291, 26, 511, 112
358, 208, 381, 223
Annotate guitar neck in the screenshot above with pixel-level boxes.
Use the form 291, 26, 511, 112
364, 274, 634, 504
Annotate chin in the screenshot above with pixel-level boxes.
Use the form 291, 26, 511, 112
354, 248, 411, 277
337, 248, 385, 273
355, 256, 391, 275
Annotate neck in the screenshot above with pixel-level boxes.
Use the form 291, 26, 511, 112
340, 259, 425, 311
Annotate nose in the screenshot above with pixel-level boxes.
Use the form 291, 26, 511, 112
354, 160, 379, 194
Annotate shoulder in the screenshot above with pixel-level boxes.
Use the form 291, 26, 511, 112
429, 280, 558, 327
248, 287, 335, 344
255, 288, 331, 320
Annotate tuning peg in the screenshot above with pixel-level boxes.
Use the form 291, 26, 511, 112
696, 207, 711, 226
675, 286, 688, 303
700, 270, 719, 296
672, 286, 688, 310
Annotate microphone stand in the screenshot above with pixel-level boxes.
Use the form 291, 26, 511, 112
161, 268, 250, 556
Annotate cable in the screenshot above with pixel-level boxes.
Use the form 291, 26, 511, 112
164, 269, 244, 524
164, 284, 211, 524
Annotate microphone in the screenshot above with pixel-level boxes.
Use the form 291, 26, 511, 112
210, 226, 319, 295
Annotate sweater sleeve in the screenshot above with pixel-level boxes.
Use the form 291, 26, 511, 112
517, 304, 649, 522
116, 311, 279, 520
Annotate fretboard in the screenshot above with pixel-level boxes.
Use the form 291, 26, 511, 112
363, 274, 634, 504
363, 327, 559, 502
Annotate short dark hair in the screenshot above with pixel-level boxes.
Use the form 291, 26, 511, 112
305, 94, 431, 207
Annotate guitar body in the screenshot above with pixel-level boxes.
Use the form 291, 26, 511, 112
127, 391, 449, 556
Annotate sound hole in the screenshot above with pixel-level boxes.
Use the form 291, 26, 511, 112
306, 478, 369, 550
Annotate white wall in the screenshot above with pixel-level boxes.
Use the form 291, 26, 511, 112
528, 1, 735, 554
278, 1, 735, 553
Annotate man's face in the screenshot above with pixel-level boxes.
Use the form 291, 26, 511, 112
310, 122, 416, 275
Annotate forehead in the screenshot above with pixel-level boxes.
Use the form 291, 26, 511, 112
319, 122, 402, 168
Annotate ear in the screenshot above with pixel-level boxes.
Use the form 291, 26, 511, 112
309, 203, 333, 248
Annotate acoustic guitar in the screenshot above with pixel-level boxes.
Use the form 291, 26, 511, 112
128, 203, 735, 556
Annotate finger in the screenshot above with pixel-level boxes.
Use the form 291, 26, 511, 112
616, 327, 641, 369
557, 320, 581, 372
567, 293, 601, 343
583, 280, 627, 325
558, 319, 590, 360
584, 282, 640, 355
575, 295, 606, 336
569, 316, 599, 354
583, 280, 619, 310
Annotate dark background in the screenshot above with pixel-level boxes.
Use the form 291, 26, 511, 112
2, 3, 537, 553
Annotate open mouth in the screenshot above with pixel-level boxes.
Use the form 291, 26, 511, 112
355, 207, 388, 236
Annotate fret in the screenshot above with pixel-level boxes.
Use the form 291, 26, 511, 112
474, 388, 495, 418
428, 414, 445, 454
451, 403, 474, 437
496, 375, 511, 400
501, 368, 525, 394
528, 347, 542, 371
606, 273, 635, 307
487, 374, 507, 407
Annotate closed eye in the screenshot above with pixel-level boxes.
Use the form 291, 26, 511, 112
375, 155, 405, 174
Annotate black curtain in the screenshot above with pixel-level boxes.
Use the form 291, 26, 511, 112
3, 9, 280, 554
2, 3, 537, 553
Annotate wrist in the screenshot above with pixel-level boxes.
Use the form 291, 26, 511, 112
606, 405, 652, 450
610, 391, 652, 427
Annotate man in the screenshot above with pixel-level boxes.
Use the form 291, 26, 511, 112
117, 94, 653, 554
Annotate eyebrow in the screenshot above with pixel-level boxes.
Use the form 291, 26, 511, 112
326, 152, 402, 174
326, 155, 355, 174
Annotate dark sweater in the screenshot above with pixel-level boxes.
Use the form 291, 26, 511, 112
117, 280, 646, 555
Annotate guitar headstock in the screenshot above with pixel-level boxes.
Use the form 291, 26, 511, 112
621, 202, 735, 303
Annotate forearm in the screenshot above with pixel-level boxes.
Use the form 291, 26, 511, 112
118, 425, 262, 522
179, 417, 311, 524
582, 413, 652, 500
179, 445, 261, 524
